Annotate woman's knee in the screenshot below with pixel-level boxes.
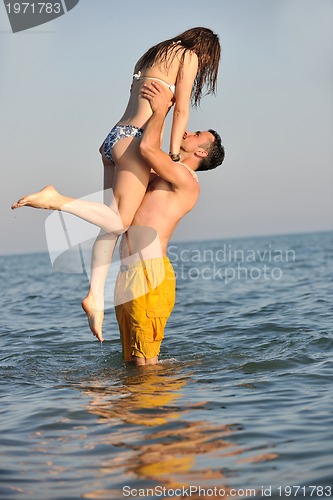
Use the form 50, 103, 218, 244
119, 215, 133, 232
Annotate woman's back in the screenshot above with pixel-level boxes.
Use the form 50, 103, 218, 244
117, 45, 195, 129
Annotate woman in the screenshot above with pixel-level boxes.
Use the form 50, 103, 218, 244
12, 27, 221, 341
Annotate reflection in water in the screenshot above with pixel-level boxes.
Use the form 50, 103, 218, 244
21, 360, 280, 499
73, 364, 277, 499
77, 363, 246, 499
84, 364, 185, 426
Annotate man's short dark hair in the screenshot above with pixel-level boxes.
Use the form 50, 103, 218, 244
197, 129, 225, 171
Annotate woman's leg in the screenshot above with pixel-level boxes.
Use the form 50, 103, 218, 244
11, 139, 148, 232
81, 158, 118, 342
11, 185, 124, 234
82, 138, 150, 342
11, 138, 150, 341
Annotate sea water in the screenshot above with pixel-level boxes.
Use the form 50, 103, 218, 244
0, 231, 332, 499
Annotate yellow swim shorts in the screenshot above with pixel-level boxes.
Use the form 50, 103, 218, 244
114, 257, 176, 361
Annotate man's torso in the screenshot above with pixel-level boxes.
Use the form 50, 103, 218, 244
119, 172, 200, 260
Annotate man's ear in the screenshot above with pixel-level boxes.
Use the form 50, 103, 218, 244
195, 148, 208, 158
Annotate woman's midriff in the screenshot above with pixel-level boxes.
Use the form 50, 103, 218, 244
116, 81, 153, 129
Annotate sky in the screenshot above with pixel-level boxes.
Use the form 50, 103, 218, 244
1, 0, 332, 255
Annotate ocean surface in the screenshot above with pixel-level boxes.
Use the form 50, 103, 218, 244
0, 231, 332, 500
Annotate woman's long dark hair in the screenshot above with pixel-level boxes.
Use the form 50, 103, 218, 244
135, 27, 221, 107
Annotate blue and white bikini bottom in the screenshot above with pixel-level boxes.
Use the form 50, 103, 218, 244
102, 124, 144, 162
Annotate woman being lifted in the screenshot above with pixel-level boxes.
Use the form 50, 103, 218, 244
12, 27, 221, 342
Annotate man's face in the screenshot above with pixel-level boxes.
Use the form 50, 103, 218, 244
180, 130, 214, 154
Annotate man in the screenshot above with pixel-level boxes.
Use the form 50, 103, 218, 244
114, 81, 225, 365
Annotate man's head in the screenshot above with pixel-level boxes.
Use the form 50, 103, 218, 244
180, 130, 225, 171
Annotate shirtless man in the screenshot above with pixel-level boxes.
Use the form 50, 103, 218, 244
11, 82, 225, 365
113, 81, 225, 365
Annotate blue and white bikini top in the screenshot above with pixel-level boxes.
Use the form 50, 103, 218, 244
133, 71, 176, 94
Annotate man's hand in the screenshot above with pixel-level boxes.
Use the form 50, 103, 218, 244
141, 81, 174, 115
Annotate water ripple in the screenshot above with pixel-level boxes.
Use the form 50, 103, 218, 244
1, 232, 333, 498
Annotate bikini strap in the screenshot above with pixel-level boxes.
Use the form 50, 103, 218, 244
133, 71, 175, 93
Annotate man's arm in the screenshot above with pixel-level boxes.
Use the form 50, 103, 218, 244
140, 82, 189, 187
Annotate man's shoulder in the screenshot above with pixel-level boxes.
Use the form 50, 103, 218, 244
153, 170, 200, 195
173, 163, 200, 192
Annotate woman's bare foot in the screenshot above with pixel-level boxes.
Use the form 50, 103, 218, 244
82, 295, 104, 343
11, 185, 63, 211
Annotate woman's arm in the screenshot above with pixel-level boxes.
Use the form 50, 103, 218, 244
169, 51, 198, 158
